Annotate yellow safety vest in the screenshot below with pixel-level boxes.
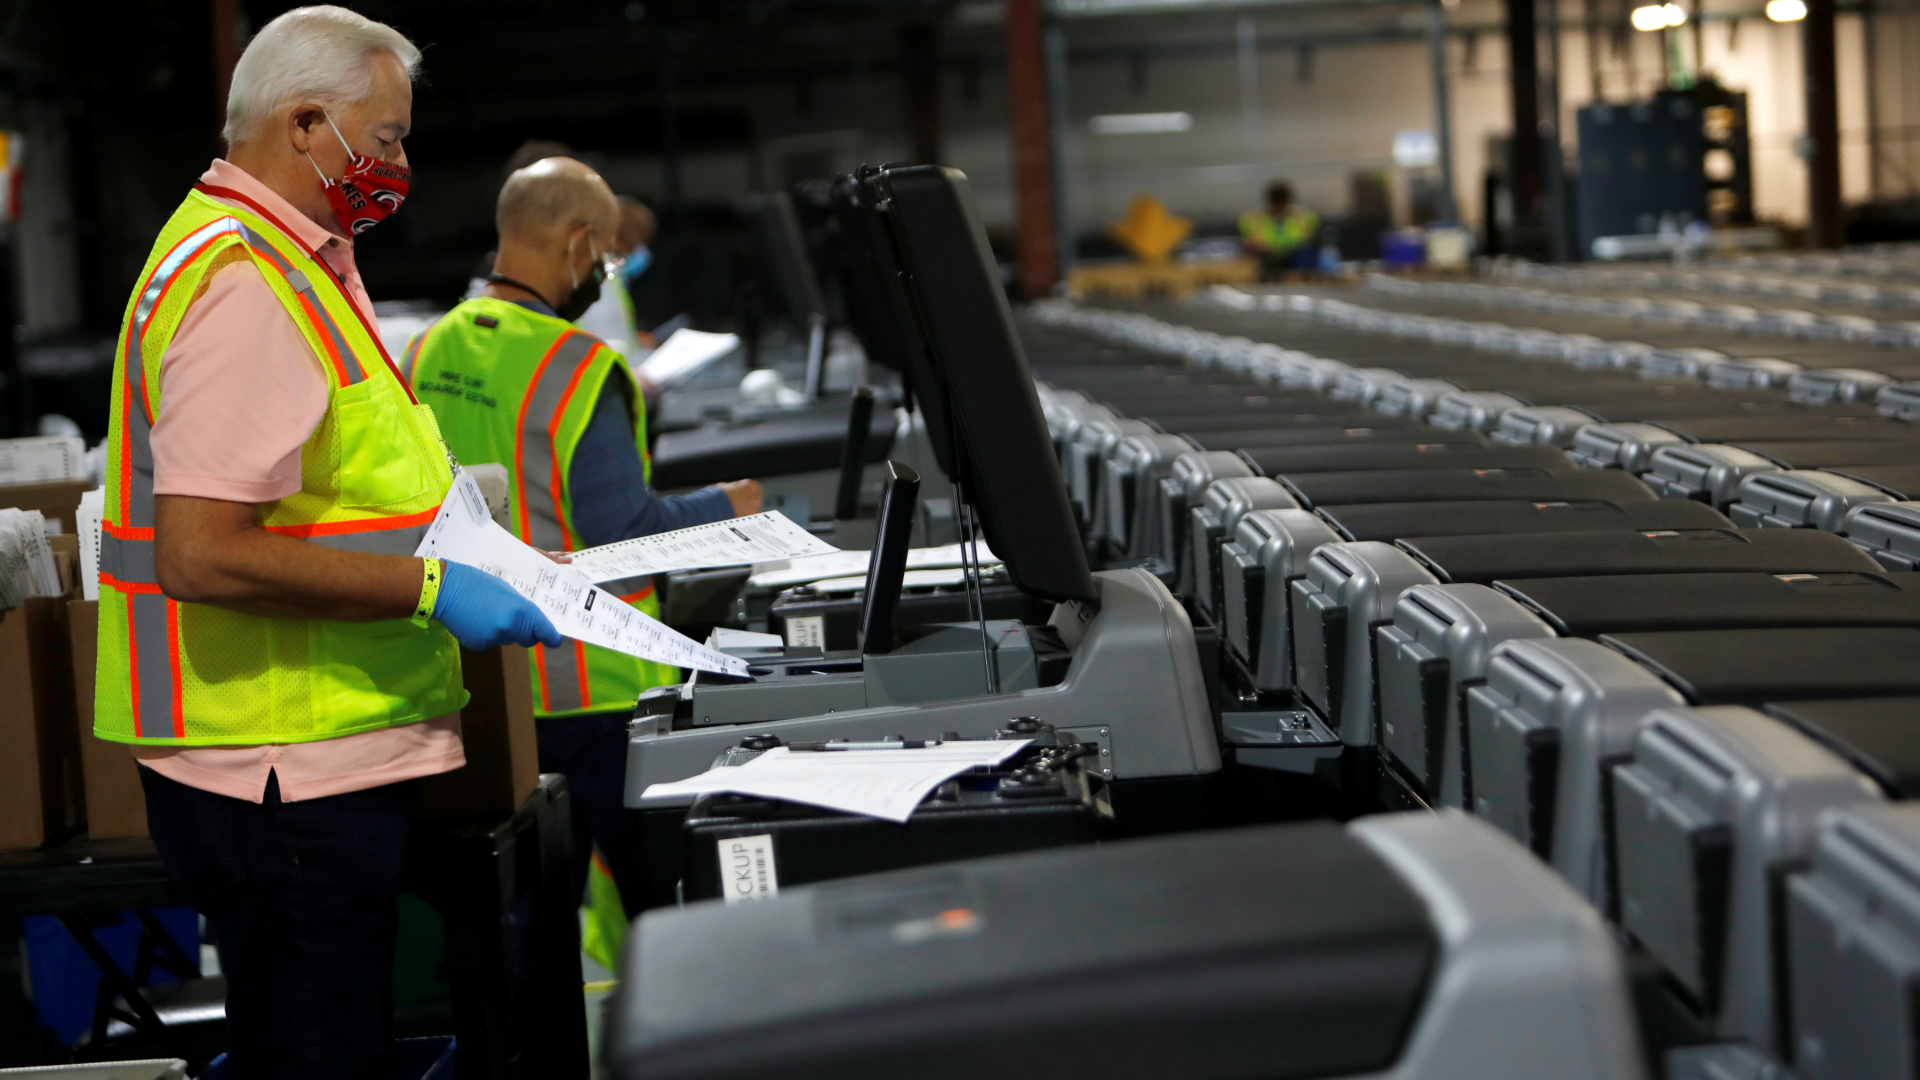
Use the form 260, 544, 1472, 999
403, 297, 680, 717
1239, 205, 1320, 256
94, 185, 467, 745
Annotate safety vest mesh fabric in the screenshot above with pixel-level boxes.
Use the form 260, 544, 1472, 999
1238, 206, 1319, 254
407, 297, 678, 717
94, 188, 467, 746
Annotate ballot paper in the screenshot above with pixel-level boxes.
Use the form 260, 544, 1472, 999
415, 471, 748, 676
639, 740, 1032, 823
565, 511, 838, 585
0, 508, 62, 610
0, 436, 87, 486
76, 489, 104, 602
747, 542, 1002, 591
634, 328, 741, 392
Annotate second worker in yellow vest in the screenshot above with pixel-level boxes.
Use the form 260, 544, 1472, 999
405, 157, 762, 913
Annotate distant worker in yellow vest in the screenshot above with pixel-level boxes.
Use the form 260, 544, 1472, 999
1240, 179, 1321, 278
95, 8, 562, 1077
404, 157, 762, 912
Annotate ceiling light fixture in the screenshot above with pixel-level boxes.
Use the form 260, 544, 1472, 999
1089, 112, 1195, 135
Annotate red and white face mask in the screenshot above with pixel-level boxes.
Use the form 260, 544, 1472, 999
306, 113, 410, 236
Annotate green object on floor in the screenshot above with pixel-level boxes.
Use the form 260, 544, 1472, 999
580, 851, 627, 974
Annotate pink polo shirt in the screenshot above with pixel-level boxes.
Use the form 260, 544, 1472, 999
132, 159, 465, 804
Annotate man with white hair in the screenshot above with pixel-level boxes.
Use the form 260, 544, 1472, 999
94, 8, 559, 1075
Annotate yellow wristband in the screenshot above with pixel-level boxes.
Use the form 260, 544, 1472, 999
412, 558, 444, 629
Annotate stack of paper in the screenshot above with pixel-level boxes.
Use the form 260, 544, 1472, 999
565, 511, 838, 584
0, 436, 87, 486
639, 740, 1032, 823
0, 509, 63, 609
747, 542, 1001, 591
77, 489, 104, 601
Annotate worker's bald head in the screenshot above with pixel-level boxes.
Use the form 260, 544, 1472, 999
496, 157, 618, 250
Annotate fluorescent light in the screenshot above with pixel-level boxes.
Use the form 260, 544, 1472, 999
1630, 2, 1686, 30
1393, 130, 1439, 168
1089, 112, 1195, 135
1765, 0, 1807, 20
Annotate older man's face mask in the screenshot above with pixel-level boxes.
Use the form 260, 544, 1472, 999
305, 112, 411, 236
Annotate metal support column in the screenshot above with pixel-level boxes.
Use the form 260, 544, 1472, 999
1006, 0, 1059, 299
1045, 21, 1074, 279
1426, 0, 1458, 223
1504, 0, 1546, 257
1803, 0, 1842, 248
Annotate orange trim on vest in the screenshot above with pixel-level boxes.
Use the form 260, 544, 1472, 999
534, 642, 553, 714
513, 332, 577, 542
573, 639, 593, 710
617, 584, 656, 604
101, 574, 164, 595
262, 505, 440, 538
102, 521, 155, 540
194, 181, 421, 403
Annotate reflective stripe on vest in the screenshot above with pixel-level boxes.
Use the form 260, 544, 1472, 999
514, 331, 603, 552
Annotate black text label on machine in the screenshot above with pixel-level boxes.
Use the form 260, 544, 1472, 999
722, 834, 779, 904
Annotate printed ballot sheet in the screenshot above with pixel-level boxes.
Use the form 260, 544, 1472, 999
564, 511, 838, 584
639, 741, 1032, 823
415, 471, 748, 675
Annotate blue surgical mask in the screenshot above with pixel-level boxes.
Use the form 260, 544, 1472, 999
621, 245, 652, 283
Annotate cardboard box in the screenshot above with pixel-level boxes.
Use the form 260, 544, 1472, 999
0, 479, 93, 534
418, 645, 541, 821
0, 588, 84, 849
67, 599, 150, 840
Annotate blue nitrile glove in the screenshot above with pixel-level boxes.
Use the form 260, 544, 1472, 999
432, 561, 565, 651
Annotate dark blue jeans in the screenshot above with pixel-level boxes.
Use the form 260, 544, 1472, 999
536, 710, 644, 916
139, 767, 414, 1080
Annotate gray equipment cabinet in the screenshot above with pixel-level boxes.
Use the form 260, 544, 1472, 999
1610, 706, 1883, 1055
1375, 584, 1554, 810
1786, 803, 1920, 1080
1843, 501, 1920, 569
1189, 477, 1297, 620
1290, 542, 1438, 747
1220, 509, 1341, 693
1461, 637, 1686, 904
1731, 469, 1895, 530
608, 810, 1647, 1080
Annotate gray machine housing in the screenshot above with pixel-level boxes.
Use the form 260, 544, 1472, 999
1100, 433, 1193, 554
1375, 584, 1554, 810
1842, 500, 1920, 569
1162, 450, 1256, 580
1611, 705, 1884, 1056
1730, 469, 1895, 530
625, 568, 1218, 803
1189, 476, 1298, 619
1786, 803, 1920, 1080
1641, 445, 1783, 509
1220, 508, 1342, 691
610, 811, 1646, 1080
1494, 406, 1601, 449
1460, 637, 1686, 905
1568, 423, 1689, 472
1429, 391, 1527, 433
1291, 542, 1438, 746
